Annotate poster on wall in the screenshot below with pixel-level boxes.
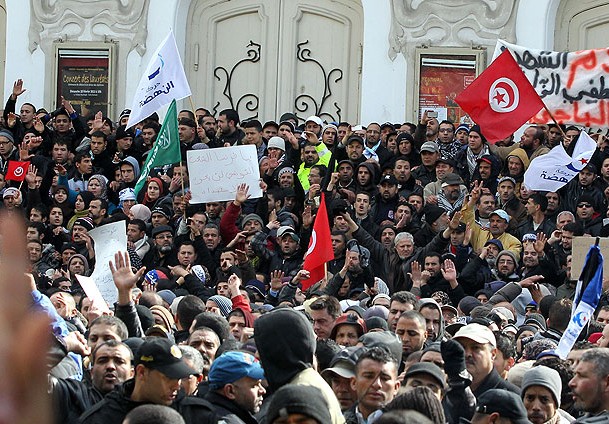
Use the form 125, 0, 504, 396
55, 44, 115, 118
414, 48, 486, 124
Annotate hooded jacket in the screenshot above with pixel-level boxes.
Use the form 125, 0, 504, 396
254, 308, 345, 424
418, 298, 445, 342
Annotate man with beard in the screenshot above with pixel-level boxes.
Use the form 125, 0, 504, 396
52, 340, 134, 424
199, 114, 219, 147
437, 173, 466, 214
547, 221, 582, 269
379, 225, 397, 250
412, 142, 439, 187
328, 231, 347, 275
217, 109, 245, 147
462, 181, 522, 256
363, 122, 392, 166
413, 204, 450, 247
142, 225, 179, 270
475, 192, 497, 229
205, 351, 266, 424
414, 110, 440, 145
394, 202, 419, 235
250, 224, 303, 278
569, 348, 609, 421
520, 238, 559, 283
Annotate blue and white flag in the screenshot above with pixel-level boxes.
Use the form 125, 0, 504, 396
523, 131, 596, 192
126, 31, 191, 129
556, 243, 603, 359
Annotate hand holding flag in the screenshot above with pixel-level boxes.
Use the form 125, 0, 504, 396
455, 49, 545, 143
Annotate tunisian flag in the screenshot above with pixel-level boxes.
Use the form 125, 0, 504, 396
6, 161, 29, 182
455, 49, 545, 143
302, 193, 334, 290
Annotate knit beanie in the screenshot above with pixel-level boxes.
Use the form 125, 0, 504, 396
496, 250, 518, 267
267, 385, 331, 424
208, 295, 232, 317
522, 366, 562, 407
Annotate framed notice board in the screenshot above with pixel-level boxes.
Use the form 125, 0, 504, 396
53, 42, 116, 118
413, 47, 486, 124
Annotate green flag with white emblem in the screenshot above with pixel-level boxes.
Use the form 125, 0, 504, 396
134, 99, 181, 195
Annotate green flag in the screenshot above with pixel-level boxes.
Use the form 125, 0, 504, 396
134, 99, 181, 195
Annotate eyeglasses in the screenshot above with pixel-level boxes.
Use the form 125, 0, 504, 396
577, 203, 592, 208
0, 141, 12, 146
155, 234, 173, 240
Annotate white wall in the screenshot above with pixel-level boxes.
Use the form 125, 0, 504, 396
515, 0, 561, 49
4, 0, 45, 110
359, 0, 407, 125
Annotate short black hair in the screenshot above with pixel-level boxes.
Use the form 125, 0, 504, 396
356, 346, 399, 371
176, 295, 206, 330
242, 119, 262, 132
219, 109, 240, 126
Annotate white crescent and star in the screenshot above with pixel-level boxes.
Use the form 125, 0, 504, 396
13, 167, 24, 176
489, 77, 519, 113
305, 229, 317, 257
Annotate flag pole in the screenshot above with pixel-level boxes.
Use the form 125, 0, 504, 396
541, 102, 568, 140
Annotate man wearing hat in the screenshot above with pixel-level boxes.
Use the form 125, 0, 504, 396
469, 389, 530, 424
2, 186, 21, 211
80, 338, 216, 424
452, 323, 519, 397
437, 172, 466, 214
304, 115, 323, 136
72, 217, 95, 261
142, 225, 178, 270
205, 351, 266, 423
521, 366, 572, 424
574, 193, 604, 236
562, 161, 604, 214
297, 140, 331, 191
0, 129, 18, 174
267, 385, 333, 424
413, 203, 449, 247
250, 224, 303, 279
412, 141, 440, 187
373, 174, 400, 223
321, 347, 361, 411
462, 181, 522, 256
403, 362, 446, 401
344, 134, 366, 165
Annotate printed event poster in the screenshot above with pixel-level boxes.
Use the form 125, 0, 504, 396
57, 48, 111, 117
187, 145, 263, 203
88, 221, 127, 305
418, 52, 480, 123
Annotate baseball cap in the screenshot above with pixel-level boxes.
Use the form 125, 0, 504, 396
420, 141, 439, 153
453, 323, 497, 347
277, 226, 299, 242
380, 174, 398, 186
404, 362, 446, 389
119, 109, 131, 119
3, 187, 19, 199
436, 156, 456, 167
346, 135, 364, 146
208, 351, 265, 389
321, 346, 363, 379
441, 173, 463, 187
489, 209, 511, 223
136, 338, 195, 379
473, 389, 530, 424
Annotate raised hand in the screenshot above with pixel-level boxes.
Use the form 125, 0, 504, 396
534, 232, 547, 254
235, 183, 250, 205
109, 251, 145, 303
33, 116, 44, 133
270, 270, 284, 291
302, 205, 315, 229
441, 259, 458, 286
12, 78, 26, 99
19, 142, 34, 161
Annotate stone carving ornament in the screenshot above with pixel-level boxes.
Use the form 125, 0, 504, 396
388, 0, 519, 60
28, 0, 149, 55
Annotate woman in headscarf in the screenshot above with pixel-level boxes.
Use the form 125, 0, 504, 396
139, 177, 166, 209
66, 191, 94, 230
86, 174, 116, 214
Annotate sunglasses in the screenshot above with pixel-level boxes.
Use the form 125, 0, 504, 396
577, 203, 592, 208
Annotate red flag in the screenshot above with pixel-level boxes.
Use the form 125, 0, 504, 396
455, 49, 545, 143
301, 193, 334, 290
6, 161, 29, 182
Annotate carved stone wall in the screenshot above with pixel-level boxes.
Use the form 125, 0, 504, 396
27, 0, 149, 114
388, 0, 519, 61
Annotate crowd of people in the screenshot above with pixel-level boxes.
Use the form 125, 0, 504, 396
4, 76, 609, 423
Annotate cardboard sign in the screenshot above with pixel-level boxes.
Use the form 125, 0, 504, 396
571, 236, 609, 280
75, 274, 111, 314
187, 145, 262, 203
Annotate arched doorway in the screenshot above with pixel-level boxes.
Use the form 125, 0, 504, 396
185, 0, 363, 123
555, 0, 609, 50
